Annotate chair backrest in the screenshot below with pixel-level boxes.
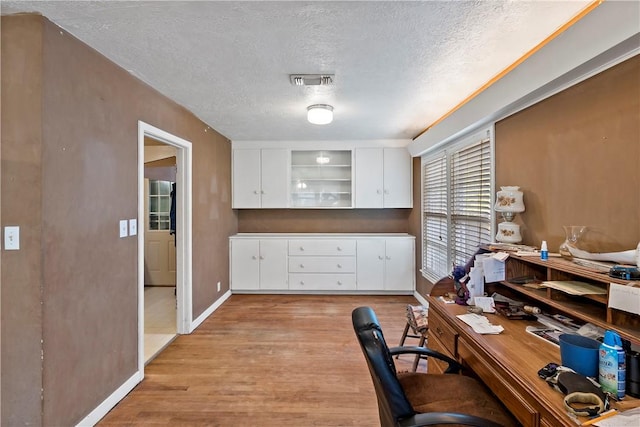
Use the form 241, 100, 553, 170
352, 306, 415, 426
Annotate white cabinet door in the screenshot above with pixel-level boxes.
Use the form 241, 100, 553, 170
382, 148, 413, 208
356, 239, 386, 290
258, 239, 288, 290
354, 148, 412, 208
232, 149, 289, 208
232, 149, 261, 208
260, 149, 289, 208
384, 238, 415, 291
355, 148, 384, 208
231, 238, 288, 290
230, 239, 260, 290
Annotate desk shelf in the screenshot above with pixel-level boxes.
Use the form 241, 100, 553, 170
491, 253, 640, 346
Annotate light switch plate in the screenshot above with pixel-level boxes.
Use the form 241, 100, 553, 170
129, 219, 137, 236
119, 220, 128, 238
4, 226, 20, 250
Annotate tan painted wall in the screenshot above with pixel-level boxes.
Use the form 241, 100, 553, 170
495, 55, 639, 253
1, 15, 45, 426
1, 15, 236, 425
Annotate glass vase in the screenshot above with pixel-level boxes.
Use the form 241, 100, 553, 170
558, 225, 587, 260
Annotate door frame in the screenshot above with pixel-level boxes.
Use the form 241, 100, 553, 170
137, 121, 193, 373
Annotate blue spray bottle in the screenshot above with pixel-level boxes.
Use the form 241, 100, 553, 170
599, 330, 626, 399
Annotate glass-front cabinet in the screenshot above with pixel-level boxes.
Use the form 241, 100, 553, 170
290, 150, 353, 208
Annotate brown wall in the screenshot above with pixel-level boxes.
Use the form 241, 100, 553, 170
1, 15, 45, 426
1, 15, 236, 426
238, 208, 410, 233
495, 55, 639, 253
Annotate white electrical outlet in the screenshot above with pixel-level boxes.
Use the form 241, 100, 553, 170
4, 226, 20, 250
129, 219, 137, 236
119, 220, 128, 238
217, 281, 221, 292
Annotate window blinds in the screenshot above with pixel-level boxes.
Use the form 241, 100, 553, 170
422, 137, 492, 281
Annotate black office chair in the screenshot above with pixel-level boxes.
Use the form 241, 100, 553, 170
352, 306, 518, 427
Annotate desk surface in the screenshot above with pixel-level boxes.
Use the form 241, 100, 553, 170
427, 296, 639, 427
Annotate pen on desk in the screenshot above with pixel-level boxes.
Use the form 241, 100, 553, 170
580, 409, 617, 426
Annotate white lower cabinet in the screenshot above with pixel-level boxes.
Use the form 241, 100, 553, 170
356, 238, 415, 291
230, 234, 414, 293
230, 238, 288, 290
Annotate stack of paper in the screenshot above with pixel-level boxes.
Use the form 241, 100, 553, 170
541, 281, 607, 295
456, 313, 504, 335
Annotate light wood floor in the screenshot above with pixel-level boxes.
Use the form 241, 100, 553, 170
144, 286, 177, 363
99, 294, 424, 426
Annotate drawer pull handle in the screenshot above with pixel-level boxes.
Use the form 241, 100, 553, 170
253, 190, 259, 194
337, 281, 342, 285
251, 256, 257, 260
299, 264, 304, 268
337, 246, 342, 251
337, 264, 342, 268
259, 256, 264, 260
299, 246, 304, 251
300, 281, 304, 285
378, 255, 384, 260
386, 256, 391, 260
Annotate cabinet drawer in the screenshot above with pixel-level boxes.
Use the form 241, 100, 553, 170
288, 239, 356, 256
428, 309, 458, 357
288, 256, 355, 273
458, 338, 538, 427
288, 274, 356, 291
426, 334, 455, 374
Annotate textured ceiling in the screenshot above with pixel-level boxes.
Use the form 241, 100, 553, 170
1, 1, 592, 142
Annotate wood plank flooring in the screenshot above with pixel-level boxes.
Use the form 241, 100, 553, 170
99, 294, 424, 426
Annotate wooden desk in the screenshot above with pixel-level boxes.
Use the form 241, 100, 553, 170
427, 296, 638, 427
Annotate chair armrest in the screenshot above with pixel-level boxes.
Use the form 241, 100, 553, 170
398, 411, 505, 427
389, 346, 462, 373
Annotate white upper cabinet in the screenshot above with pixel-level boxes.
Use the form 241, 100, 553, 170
232, 149, 289, 208
355, 148, 412, 208
290, 150, 353, 208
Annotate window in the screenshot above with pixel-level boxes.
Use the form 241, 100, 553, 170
421, 129, 493, 282
149, 180, 173, 230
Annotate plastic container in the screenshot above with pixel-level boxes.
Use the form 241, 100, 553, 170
599, 330, 626, 399
540, 241, 548, 260
559, 333, 600, 377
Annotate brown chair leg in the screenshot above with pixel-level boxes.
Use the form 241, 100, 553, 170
412, 335, 427, 372
396, 322, 411, 359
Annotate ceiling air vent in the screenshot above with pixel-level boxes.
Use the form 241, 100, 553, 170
290, 74, 334, 86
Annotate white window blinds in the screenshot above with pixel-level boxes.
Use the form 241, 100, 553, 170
422, 134, 493, 282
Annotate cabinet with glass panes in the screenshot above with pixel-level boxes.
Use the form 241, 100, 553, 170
290, 150, 353, 208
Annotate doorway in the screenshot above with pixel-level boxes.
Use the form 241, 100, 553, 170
137, 121, 193, 373
143, 143, 177, 362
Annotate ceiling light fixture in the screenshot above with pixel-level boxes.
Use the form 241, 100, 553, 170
307, 104, 333, 125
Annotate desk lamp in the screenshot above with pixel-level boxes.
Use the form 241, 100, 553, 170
494, 186, 525, 243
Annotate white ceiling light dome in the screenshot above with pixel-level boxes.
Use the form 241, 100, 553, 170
307, 104, 334, 125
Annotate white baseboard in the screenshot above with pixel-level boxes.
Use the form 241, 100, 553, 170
189, 290, 231, 332
76, 371, 142, 427
413, 291, 429, 308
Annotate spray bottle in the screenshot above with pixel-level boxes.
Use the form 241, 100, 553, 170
599, 330, 626, 399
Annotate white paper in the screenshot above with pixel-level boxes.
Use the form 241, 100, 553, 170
456, 313, 504, 334
594, 407, 640, 426
482, 256, 506, 282
473, 296, 496, 313
608, 283, 640, 315
467, 266, 485, 302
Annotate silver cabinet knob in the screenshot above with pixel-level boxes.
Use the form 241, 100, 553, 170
259, 256, 264, 260
376, 189, 382, 194
299, 264, 304, 268
337, 264, 342, 268
253, 190, 259, 194
378, 255, 384, 260
337, 246, 342, 251
251, 256, 257, 260
337, 281, 342, 285
299, 246, 304, 251
299, 281, 304, 286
